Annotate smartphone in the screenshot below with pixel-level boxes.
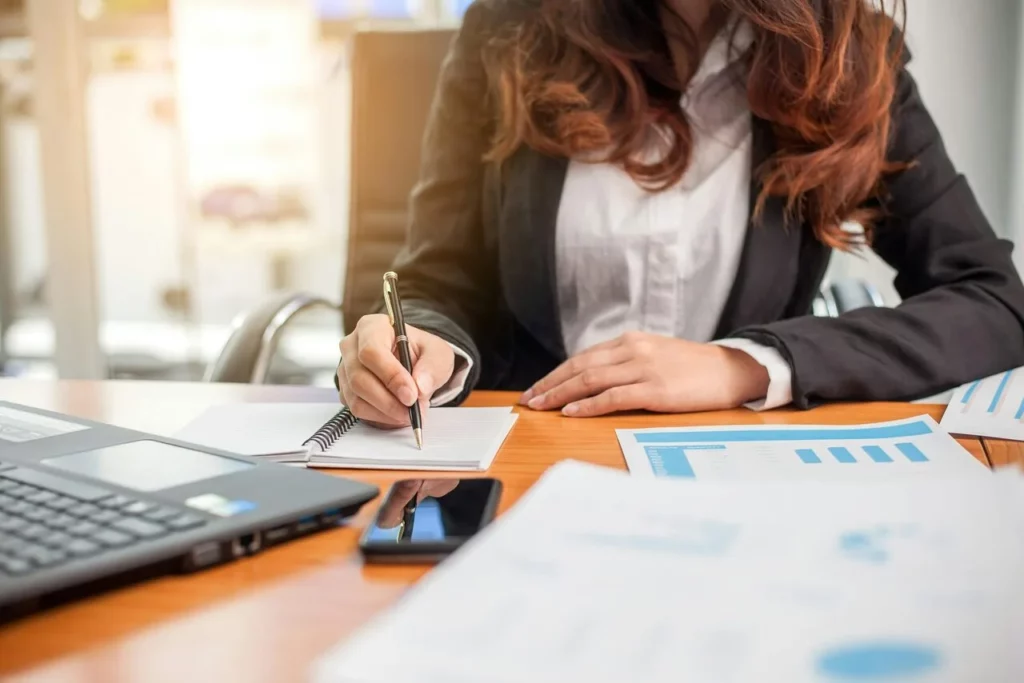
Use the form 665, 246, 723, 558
359, 478, 502, 564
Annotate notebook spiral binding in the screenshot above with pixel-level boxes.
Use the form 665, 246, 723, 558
302, 408, 359, 452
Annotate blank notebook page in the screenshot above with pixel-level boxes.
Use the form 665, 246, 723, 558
309, 407, 518, 471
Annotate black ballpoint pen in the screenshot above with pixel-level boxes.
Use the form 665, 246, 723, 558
383, 271, 423, 449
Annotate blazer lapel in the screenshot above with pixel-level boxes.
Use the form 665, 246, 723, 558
714, 116, 804, 337
497, 147, 569, 360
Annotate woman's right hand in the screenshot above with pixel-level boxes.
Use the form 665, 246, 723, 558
337, 314, 455, 428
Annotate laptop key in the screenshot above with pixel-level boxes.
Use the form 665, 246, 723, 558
21, 547, 67, 568
45, 495, 78, 511
0, 515, 28, 533
166, 514, 206, 531
122, 500, 155, 515
89, 509, 122, 525
17, 524, 50, 541
0, 479, 17, 492
143, 506, 181, 523
6, 500, 30, 514
68, 502, 101, 518
67, 538, 100, 557
2, 469, 112, 502
41, 531, 73, 548
0, 461, 14, 472
22, 505, 50, 523
111, 517, 165, 539
0, 493, 14, 506
98, 495, 135, 510
44, 513, 78, 530
0, 534, 29, 553
0, 555, 31, 575
91, 528, 132, 548
68, 520, 100, 537
25, 490, 57, 505
7, 485, 38, 498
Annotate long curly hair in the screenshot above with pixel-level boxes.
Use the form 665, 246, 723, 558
481, 0, 907, 248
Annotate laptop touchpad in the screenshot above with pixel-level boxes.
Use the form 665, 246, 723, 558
43, 441, 254, 492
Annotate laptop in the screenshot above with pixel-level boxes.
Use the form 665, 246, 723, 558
0, 401, 379, 621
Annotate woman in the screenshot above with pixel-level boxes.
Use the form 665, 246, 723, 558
337, 0, 1024, 425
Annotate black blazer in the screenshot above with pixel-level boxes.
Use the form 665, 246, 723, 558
388, 0, 1024, 409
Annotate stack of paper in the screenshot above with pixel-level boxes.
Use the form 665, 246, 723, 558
617, 416, 987, 480
314, 461, 1024, 683
941, 367, 1024, 441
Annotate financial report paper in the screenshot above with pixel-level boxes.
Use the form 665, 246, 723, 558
314, 462, 1024, 683
941, 367, 1024, 441
617, 416, 986, 480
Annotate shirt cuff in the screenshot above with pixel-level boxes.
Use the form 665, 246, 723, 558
429, 342, 473, 406
712, 338, 793, 411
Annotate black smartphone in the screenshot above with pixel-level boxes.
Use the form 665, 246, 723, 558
359, 478, 502, 564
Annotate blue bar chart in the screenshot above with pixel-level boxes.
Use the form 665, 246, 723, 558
941, 366, 1024, 441
624, 416, 985, 480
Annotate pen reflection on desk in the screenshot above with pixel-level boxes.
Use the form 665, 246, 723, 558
383, 271, 424, 450
399, 500, 416, 542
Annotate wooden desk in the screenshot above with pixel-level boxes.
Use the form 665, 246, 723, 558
0, 380, 994, 682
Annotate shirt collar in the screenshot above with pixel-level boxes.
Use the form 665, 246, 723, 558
686, 17, 754, 96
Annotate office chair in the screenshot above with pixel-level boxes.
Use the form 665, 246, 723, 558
206, 28, 885, 384
206, 29, 457, 383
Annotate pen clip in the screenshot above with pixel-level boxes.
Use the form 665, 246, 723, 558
382, 276, 396, 327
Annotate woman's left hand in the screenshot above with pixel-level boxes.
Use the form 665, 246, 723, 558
520, 332, 770, 417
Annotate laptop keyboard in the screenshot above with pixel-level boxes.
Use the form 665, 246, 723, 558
0, 462, 206, 577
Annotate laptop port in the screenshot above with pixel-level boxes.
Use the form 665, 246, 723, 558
295, 516, 319, 534
263, 525, 291, 545
320, 508, 343, 526
231, 531, 262, 557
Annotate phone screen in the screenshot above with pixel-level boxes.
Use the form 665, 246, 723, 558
363, 478, 500, 547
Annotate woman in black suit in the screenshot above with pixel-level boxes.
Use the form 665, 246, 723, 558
336, 0, 1024, 424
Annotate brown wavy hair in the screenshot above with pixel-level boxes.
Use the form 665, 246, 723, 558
482, 0, 907, 248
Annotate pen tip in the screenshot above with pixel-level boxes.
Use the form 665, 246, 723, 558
414, 428, 423, 450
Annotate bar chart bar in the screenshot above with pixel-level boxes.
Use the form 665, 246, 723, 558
1016, 397, 1024, 422
987, 370, 1014, 414
796, 448, 822, 464
644, 446, 695, 478
828, 447, 857, 464
896, 442, 929, 463
863, 446, 893, 463
961, 379, 982, 413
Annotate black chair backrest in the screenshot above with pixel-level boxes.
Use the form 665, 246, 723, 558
343, 28, 456, 331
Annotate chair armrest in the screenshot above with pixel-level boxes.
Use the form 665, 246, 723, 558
205, 292, 339, 384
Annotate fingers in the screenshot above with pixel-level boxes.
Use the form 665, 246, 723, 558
563, 384, 648, 417
526, 363, 644, 411
522, 346, 630, 407
408, 328, 455, 400
355, 316, 418, 407
376, 480, 423, 528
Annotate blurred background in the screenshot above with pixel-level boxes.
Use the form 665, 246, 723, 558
0, 0, 1020, 386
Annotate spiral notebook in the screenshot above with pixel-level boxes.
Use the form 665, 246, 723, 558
175, 403, 518, 471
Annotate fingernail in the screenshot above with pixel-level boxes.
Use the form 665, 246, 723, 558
416, 373, 433, 398
398, 386, 417, 407
562, 403, 579, 416
519, 388, 534, 405
527, 396, 544, 410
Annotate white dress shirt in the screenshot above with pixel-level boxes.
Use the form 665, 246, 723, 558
435, 19, 792, 410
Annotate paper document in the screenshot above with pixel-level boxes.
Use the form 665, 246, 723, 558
941, 367, 1024, 441
314, 461, 1024, 683
176, 403, 517, 471
617, 416, 985, 480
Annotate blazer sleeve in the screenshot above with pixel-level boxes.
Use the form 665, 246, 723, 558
381, 2, 501, 399
733, 65, 1024, 408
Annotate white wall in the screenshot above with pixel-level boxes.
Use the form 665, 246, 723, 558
831, 0, 1022, 303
